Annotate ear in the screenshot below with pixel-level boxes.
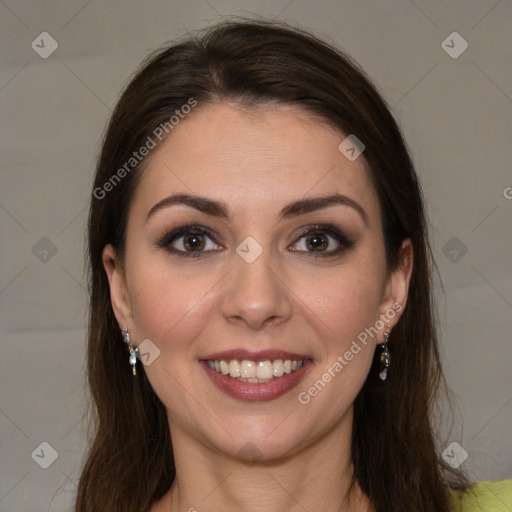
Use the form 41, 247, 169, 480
102, 244, 135, 332
377, 238, 413, 342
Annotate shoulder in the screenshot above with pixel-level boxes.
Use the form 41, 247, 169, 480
448, 480, 512, 511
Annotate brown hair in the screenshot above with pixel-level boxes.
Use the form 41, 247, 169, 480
77, 19, 469, 512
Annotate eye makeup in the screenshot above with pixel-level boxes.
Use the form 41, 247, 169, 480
156, 221, 356, 259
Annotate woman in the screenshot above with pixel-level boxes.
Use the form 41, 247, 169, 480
76, 20, 511, 512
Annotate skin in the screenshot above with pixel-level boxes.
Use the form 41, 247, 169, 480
103, 103, 413, 512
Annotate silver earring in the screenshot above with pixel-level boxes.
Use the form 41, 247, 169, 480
122, 329, 138, 376
379, 325, 391, 381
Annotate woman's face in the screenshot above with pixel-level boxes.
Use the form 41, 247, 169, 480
104, 103, 411, 461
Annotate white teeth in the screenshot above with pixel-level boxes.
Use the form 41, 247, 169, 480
207, 358, 304, 381
220, 360, 230, 375
273, 359, 284, 377
229, 360, 240, 377
240, 360, 256, 379
256, 360, 273, 379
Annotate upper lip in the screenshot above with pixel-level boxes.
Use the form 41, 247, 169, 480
201, 349, 310, 362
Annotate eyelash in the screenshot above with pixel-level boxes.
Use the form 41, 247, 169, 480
157, 223, 354, 259
291, 223, 354, 257
158, 225, 220, 258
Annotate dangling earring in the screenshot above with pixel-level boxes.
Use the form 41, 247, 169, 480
122, 328, 138, 376
379, 325, 391, 381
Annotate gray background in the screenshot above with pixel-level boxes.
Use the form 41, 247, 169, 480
1, 1, 511, 510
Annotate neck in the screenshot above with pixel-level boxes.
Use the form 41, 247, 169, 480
153, 407, 373, 512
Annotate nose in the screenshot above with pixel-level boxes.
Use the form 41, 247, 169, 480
220, 248, 293, 331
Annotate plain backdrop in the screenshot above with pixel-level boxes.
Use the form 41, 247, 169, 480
1, 1, 511, 510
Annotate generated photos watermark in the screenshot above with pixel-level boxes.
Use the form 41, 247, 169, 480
298, 302, 402, 405
93, 98, 198, 200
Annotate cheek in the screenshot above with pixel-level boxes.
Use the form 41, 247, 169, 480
291, 263, 385, 398
128, 251, 386, 357
127, 259, 220, 353
296, 263, 385, 345
295, 273, 382, 410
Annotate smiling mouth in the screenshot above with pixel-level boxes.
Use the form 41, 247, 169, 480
206, 358, 305, 383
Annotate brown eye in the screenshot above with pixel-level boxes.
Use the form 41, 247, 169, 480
158, 225, 223, 257
183, 233, 206, 251
305, 233, 329, 252
289, 225, 354, 257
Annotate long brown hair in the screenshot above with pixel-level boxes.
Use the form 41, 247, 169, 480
77, 19, 469, 512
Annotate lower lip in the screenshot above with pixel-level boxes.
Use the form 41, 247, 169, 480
200, 360, 312, 402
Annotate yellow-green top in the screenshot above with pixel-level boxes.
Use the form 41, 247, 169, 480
449, 480, 512, 511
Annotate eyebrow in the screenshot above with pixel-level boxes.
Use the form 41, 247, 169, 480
146, 193, 368, 225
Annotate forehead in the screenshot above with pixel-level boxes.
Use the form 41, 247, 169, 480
130, 103, 380, 223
